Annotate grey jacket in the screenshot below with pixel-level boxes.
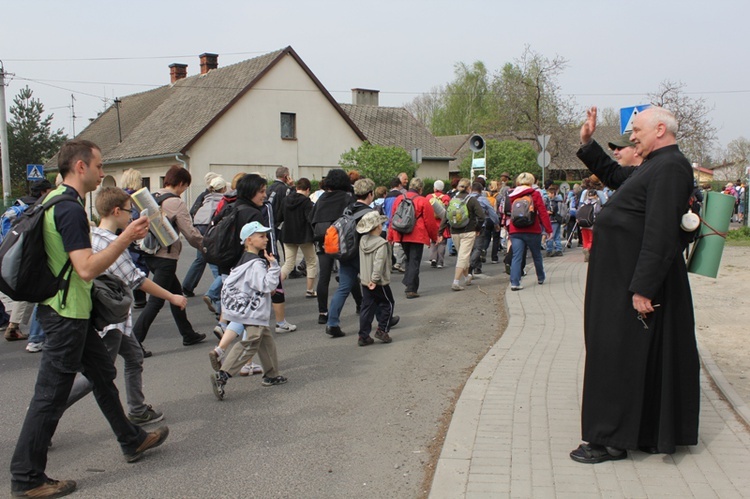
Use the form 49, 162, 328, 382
359, 233, 391, 286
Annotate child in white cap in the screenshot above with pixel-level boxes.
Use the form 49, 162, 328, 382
210, 221, 287, 400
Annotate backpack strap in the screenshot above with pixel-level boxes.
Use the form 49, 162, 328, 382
41, 193, 79, 309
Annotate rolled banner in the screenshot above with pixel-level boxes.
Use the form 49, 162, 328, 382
130, 187, 180, 248
687, 191, 735, 278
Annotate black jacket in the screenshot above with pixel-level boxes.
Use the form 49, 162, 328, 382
309, 190, 353, 241
217, 199, 263, 275
278, 192, 314, 245
267, 180, 291, 228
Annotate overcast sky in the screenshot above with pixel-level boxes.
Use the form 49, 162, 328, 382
2, 0, 747, 155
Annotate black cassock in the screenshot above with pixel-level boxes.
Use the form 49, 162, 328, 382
576, 141, 699, 454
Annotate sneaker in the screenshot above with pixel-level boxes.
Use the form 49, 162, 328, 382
275, 321, 297, 333
451, 283, 465, 291
208, 349, 222, 372
4, 324, 28, 341
538, 279, 545, 285
26, 342, 44, 353
11, 478, 77, 498
553, 251, 564, 257
393, 264, 405, 273
326, 326, 345, 338
211, 372, 227, 400
405, 291, 420, 299
546, 251, 553, 257
374, 329, 392, 343
436, 263, 443, 269
430, 260, 437, 268
465, 275, 473, 286
318, 313, 328, 325
240, 362, 263, 376
125, 426, 169, 463
511, 285, 524, 291
128, 405, 164, 426
389, 315, 400, 328
212, 323, 225, 341
358, 335, 374, 347
133, 301, 147, 309
202, 296, 216, 313
305, 289, 317, 298
491, 259, 499, 264
141, 345, 152, 358
183, 333, 206, 346
262, 375, 288, 386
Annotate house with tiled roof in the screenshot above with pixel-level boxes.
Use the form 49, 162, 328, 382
47, 46, 451, 205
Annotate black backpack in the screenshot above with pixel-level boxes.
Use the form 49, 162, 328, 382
0, 195, 73, 303
576, 203, 597, 228
202, 202, 247, 268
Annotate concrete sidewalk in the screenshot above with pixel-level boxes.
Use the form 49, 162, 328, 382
430, 251, 750, 498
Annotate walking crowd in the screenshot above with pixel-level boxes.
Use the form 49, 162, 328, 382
2, 106, 706, 497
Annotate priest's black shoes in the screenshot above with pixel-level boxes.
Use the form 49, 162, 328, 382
570, 442, 627, 464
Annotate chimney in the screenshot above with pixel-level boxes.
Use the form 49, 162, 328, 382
199, 53, 219, 75
352, 88, 379, 106
169, 63, 188, 84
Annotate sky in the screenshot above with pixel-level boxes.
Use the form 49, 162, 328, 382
1, 0, 748, 154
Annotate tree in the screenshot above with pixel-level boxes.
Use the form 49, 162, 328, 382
458, 139, 540, 181
428, 61, 491, 136
7, 86, 67, 197
648, 80, 716, 165
338, 142, 416, 188
404, 86, 444, 131
714, 137, 750, 181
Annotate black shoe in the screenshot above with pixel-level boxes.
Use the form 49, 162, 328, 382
182, 289, 195, 297
288, 269, 303, 279
358, 336, 374, 347
318, 313, 328, 325
389, 315, 400, 328
134, 302, 147, 309
141, 345, 152, 358
183, 333, 206, 346
570, 443, 627, 464
430, 260, 437, 268
355, 305, 361, 315
326, 326, 345, 338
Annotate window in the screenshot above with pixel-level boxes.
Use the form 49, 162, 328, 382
280, 112, 296, 139
142, 177, 151, 191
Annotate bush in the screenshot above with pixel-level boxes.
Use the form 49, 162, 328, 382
339, 142, 416, 188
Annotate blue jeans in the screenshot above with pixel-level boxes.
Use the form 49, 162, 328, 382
11, 306, 146, 492
545, 222, 563, 252
327, 259, 359, 328
27, 305, 45, 344
510, 233, 545, 287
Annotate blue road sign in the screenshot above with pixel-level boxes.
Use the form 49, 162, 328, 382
27, 164, 45, 181
620, 105, 651, 135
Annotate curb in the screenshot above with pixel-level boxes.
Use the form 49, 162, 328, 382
697, 338, 750, 427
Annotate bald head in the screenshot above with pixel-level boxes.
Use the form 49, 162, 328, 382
630, 107, 678, 158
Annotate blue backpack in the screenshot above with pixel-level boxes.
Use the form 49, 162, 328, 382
0, 202, 30, 243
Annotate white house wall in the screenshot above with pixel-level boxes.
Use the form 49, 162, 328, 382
187, 53, 364, 199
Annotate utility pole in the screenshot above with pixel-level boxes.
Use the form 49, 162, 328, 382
0, 61, 11, 205
70, 94, 77, 136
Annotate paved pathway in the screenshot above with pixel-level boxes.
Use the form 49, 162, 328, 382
431, 251, 750, 498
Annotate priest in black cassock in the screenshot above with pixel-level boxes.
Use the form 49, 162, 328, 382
570, 106, 699, 464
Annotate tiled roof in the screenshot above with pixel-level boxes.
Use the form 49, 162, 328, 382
339, 104, 452, 159
47, 47, 365, 168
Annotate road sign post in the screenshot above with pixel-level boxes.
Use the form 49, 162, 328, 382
537, 135, 551, 186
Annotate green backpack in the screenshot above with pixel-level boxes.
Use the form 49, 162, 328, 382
446, 196, 470, 229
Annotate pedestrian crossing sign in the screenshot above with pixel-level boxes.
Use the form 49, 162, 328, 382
620, 105, 651, 135
26, 164, 45, 181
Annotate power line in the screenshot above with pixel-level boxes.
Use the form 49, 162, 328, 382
2, 50, 272, 63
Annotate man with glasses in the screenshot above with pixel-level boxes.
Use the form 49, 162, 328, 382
10, 141, 169, 499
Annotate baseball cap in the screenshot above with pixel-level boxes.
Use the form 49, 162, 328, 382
608, 133, 636, 150
239, 221, 271, 242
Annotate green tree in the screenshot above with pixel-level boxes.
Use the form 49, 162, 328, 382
338, 142, 416, 188
7, 86, 67, 197
458, 139, 540, 181
430, 61, 491, 136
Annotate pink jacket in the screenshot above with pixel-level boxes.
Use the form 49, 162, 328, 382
508, 186, 553, 235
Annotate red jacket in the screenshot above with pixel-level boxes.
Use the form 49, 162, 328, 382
508, 186, 553, 235
387, 190, 439, 245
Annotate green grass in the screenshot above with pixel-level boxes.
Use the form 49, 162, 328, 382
726, 226, 750, 246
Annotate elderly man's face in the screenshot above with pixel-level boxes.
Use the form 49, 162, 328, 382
630, 110, 659, 158
399, 173, 408, 187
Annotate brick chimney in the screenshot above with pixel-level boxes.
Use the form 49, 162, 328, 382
199, 53, 219, 75
169, 63, 188, 84
352, 88, 379, 106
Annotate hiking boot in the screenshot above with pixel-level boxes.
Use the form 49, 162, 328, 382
202, 296, 216, 313
26, 342, 44, 353
208, 349, 222, 372
405, 291, 420, 299
5, 324, 28, 341
125, 426, 169, 463
388, 315, 400, 328
317, 313, 328, 325
275, 321, 297, 333
451, 283, 465, 291
211, 372, 227, 400
11, 478, 76, 498
128, 405, 164, 426
374, 329, 392, 343
183, 333, 206, 346
262, 375, 288, 386
358, 335, 374, 347
326, 326, 345, 338
240, 362, 263, 376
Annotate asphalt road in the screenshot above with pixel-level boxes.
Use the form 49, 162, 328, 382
0, 247, 506, 498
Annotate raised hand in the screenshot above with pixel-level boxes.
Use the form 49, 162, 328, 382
580, 106, 598, 144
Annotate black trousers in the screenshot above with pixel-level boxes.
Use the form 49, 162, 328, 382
400, 242, 423, 293
359, 284, 395, 337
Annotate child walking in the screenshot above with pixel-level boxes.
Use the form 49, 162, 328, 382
211, 222, 287, 400
357, 211, 398, 346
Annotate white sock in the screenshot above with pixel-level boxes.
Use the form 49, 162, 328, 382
453, 279, 460, 286
214, 347, 224, 357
